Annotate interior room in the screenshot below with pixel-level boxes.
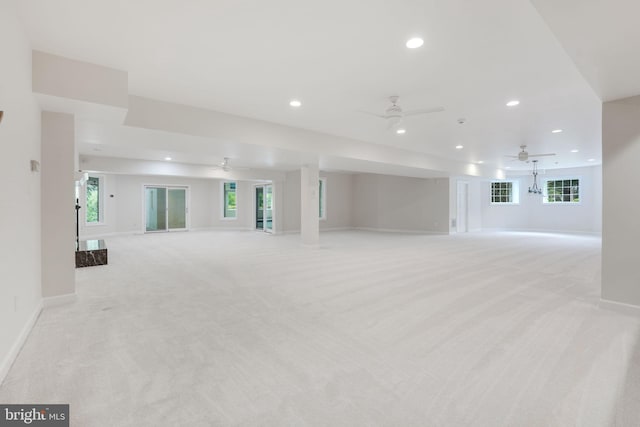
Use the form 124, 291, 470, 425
1, 0, 639, 425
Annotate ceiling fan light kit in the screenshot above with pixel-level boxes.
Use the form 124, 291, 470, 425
213, 157, 250, 172
506, 144, 556, 162
359, 96, 444, 132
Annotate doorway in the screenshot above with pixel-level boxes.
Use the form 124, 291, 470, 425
145, 186, 188, 232
254, 184, 273, 233
456, 181, 469, 233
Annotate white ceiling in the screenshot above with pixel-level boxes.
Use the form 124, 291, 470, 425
19, 0, 616, 173
531, 0, 640, 102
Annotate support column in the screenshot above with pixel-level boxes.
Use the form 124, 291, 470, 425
300, 163, 319, 246
602, 95, 640, 306
41, 111, 76, 299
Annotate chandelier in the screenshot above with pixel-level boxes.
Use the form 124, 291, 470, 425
528, 160, 543, 195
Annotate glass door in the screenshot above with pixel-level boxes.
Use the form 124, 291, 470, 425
254, 184, 273, 233
255, 186, 264, 230
145, 187, 167, 232
168, 188, 187, 230
145, 186, 188, 232
265, 184, 273, 233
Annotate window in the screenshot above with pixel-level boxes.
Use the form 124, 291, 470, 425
85, 175, 103, 224
319, 178, 326, 220
223, 182, 237, 218
544, 178, 580, 204
490, 181, 519, 204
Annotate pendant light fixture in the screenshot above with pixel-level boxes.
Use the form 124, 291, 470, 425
528, 160, 543, 194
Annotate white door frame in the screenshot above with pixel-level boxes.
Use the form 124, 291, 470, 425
456, 181, 469, 233
142, 184, 190, 233
253, 183, 273, 233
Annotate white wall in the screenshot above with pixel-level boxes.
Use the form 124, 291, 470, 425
449, 177, 483, 233
481, 165, 602, 233
80, 174, 255, 238
282, 170, 301, 233
323, 172, 354, 231
0, 1, 43, 381
282, 170, 354, 233
602, 95, 640, 306
353, 174, 450, 234
41, 112, 75, 298
33, 51, 128, 108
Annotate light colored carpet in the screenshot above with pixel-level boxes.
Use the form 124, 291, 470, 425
2, 230, 639, 426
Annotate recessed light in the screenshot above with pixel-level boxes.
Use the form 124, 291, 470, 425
396, 128, 406, 135
455, 145, 464, 150
164, 157, 172, 161
570, 149, 579, 153
506, 100, 520, 107
505, 166, 512, 169
552, 129, 563, 133
406, 37, 424, 49
477, 160, 484, 164
289, 99, 302, 108
588, 158, 595, 162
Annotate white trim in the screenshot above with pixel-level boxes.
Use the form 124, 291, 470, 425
599, 298, 640, 314
353, 227, 449, 235
265, 184, 274, 233
321, 227, 352, 232
319, 177, 327, 221
489, 180, 520, 205
456, 180, 469, 233
252, 183, 274, 233
78, 230, 141, 239
480, 227, 601, 236
221, 180, 238, 220
191, 226, 254, 232
84, 173, 106, 225
0, 300, 43, 386
43, 293, 77, 308
282, 226, 353, 234
541, 176, 582, 205
142, 184, 191, 233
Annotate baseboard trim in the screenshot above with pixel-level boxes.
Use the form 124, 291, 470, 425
191, 227, 254, 232
321, 227, 353, 232
80, 231, 139, 239
353, 227, 449, 235
282, 227, 355, 235
0, 300, 43, 386
481, 227, 602, 236
43, 293, 77, 308
599, 298, 640, 314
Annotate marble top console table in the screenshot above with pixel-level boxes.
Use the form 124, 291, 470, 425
75, 239, 108, 268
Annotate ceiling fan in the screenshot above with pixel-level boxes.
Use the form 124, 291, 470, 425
506, 145, 556, 162
360, 96, 444, 129
212, 157, 249, 172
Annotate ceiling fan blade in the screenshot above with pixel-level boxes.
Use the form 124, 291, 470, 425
357, 110, 387, 119
403, 107, 445, 117
504, 155, 518, 158
529, 153, 556, 157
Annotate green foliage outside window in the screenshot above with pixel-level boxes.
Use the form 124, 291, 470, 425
491, 182, 513, 203
224, 182, 237, 218
86, 176, 100, 223
545, 179, 579, 203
